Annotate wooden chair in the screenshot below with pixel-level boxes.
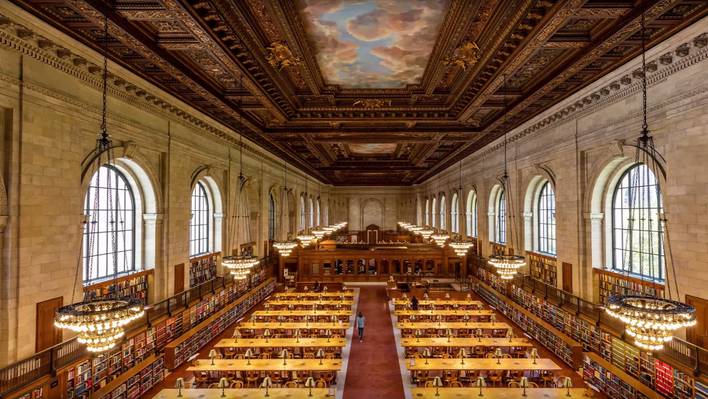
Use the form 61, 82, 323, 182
488, 372, 502, 387
284, 381, 299, 388
230, 380, 244, 388
315, 379, 328, 388
259, 352, 272, 359
448, 381, 464, 387
245, 371, 260, 387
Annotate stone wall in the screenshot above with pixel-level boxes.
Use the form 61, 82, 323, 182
0, 3, 335, 364
415, 17, 708, 310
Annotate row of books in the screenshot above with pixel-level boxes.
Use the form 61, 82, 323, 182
95, 356, 165, 399
165, 279, 276, 369
528, 252, 557, 287
84, 271, 151, 304
596, 269, 664, 305
476, 268, 700, 399
189, 254, 217, 287
64, 274, 272, 398
14, 388, 43, 399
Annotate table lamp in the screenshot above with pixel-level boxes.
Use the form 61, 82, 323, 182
415, 329, 422, 342
563, 376, 573, 396
520, 376, 529, 397
305, 315, 309, 326
423, 348, 431, 365
445, 293, 451, 299
507, 330, 514, 342
463, 315, 470, 325
252, 315, 256, 325
476, 328, 482, 342
233, 329, 241, 340
490, 314, 496, 323
245, 348, 254, 365
476, 376, 486, 396
432, 376, 444, 396
447, 328, 452, 342
294, 328, 301, 343
260, 376, 273, 397
218, 377, 229, 397
317, 348, 326, 365
280, 348, 289, 365
175, 377, 184, 397
305, 377, 316, 397
264, 328, 271, 343
209, 349, 218, 366
495, 348, 503, 364
459, 348, 466, 365
466, 293, 472, 300
530, 348, 538, 364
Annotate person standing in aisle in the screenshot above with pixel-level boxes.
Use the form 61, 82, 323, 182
356, 311, 366, 342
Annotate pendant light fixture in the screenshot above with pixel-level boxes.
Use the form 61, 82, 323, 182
273, 163, 298, 257
488, 73, 525, 278
54, 11, 144, 353
605, 13, 695, 351
222, 100, 258, 279
450, 160, 474, 257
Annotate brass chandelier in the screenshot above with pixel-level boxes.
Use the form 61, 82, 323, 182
54, 10, 144, 353
604, 13, 695, 351
449, 161, 474, 257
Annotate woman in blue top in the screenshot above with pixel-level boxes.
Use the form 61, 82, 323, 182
356, 311, 365, 342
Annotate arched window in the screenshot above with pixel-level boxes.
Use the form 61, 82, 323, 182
497, 190, 506, 244
451, 193, 459, 233
537, 182, 556, 255
424, 199, 430, 225
299, 195, 306, 231
315, 198, 321, 226
439, 195, 446, 230
308, 197, 314, 227
268, 193, 276, 241
466, 190, 477, 237
84, 165, 136, 282
190, 182, 210, 256
431, 197, 437, 227
611, 164, 664, 280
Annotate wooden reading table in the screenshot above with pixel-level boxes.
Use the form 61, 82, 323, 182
406, 358, 562, 371
401, 337, 532, 348
214, 337, 346, 349
397, 321, 511, 331
187, 358, 342, 372
410, 388, 591, 399
153, 389, 332, 399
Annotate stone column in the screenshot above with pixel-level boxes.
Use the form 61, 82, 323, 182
143, 213, 164, 302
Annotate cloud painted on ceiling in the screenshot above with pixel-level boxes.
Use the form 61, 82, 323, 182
297, 0, 449, 88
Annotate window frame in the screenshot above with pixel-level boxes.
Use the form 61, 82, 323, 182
536, 181, 556, 255
268, 193, 276, 241
189, 181, 211, 257
451, 193, 459, 233
496, 190, 506, 244
83, 164, 137, 284
610, 163, 665, 282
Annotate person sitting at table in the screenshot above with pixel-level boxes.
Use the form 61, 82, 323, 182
411, 295, 419, 310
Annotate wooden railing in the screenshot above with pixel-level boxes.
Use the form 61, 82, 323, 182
0, 256, 278, 397
469, 255, 707, 376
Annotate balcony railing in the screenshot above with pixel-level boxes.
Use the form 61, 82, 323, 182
469, 255, 707, 376
0, 256, 278, 397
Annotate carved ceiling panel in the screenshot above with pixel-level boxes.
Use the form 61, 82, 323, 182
14, 0, 708, 185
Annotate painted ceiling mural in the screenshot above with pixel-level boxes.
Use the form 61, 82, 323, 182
348, 143, 398, 154
296, 0, 450, 88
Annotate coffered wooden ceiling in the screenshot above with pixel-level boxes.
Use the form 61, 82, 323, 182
16, 0, 707, 185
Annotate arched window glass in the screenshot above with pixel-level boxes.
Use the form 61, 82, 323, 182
612, 164, 664, 281
537, 182, 556, 255
497, 190, 506, 244
299, 195, 306, 230
425, 199, 429, 225
451, 193, 459, 233
316, 198, 321, 226
431, 197, 437, 227
190, 182, 210, 257
268, 193, 276, 241
84, 165, 136, 282
308, 197, 314, 227
440, 195, 446, 230
466, 191, 477, 237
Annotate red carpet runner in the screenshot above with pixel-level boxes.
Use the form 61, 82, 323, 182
343, 286, 405, 399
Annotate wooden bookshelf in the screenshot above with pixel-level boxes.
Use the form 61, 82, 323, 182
83, 270, 153, 305
583, 352, 662, 399
594, 269, 664, 305
164, 278, 275, 369
188, 253, 219, 287
476, 268, 703, 399
472, 276, 583, 368
527, 252, 557, 287
91, 354, 164, 399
